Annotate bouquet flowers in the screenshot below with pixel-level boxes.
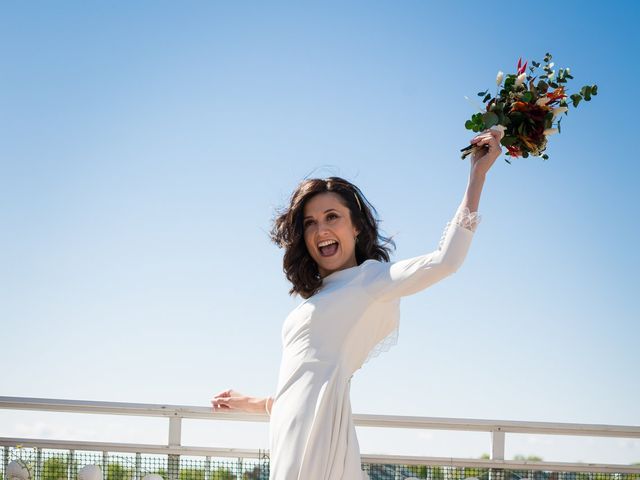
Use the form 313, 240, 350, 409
461, 52, 598, 163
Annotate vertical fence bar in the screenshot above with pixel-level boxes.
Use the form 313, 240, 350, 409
102, 452, 108, 480
3, 447, 8, 480
135, 452, 141, 480
204, 456, 211, 480
68, 450, 75, 480
35, 447, 42, 480
167, 416, 181, 480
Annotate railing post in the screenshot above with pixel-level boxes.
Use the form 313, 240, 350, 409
490, 429, 505, 480
168, 416, 182, 480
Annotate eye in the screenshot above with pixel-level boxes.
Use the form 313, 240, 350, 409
327, 213, 338, 220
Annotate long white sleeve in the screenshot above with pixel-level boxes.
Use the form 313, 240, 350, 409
361, 206, 481, 302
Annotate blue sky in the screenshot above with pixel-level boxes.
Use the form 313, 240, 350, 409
1, 0, 639, 466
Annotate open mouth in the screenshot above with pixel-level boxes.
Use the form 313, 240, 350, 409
318, 240, 339, 257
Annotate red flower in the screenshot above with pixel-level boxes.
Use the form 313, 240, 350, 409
516, 57, 528, 75
506, 145, 522, 157
546, 86, 567, 102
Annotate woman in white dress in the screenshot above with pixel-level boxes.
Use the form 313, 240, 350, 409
211, 129, 503, 479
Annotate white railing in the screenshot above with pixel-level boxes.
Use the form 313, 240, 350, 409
1, 396, 639, 474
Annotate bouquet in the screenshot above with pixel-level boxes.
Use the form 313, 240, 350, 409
461, 52, 598, 163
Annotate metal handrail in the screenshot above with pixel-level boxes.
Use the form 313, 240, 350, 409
2, 396, 639, 474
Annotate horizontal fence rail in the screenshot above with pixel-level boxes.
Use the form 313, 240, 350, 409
1, 396, 639, 477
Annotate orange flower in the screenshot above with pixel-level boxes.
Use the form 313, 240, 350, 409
518, 134, 538, 151
510, 101, 529, 112
546, 86, 567, 102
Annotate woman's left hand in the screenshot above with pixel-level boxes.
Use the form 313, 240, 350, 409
469, 127, 503, 176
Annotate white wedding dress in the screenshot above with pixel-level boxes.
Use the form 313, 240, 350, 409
268, 205, 481, 480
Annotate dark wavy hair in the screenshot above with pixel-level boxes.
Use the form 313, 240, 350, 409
269, 176, 396, 299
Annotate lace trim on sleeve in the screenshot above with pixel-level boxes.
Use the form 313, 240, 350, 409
362, 323, 399, 367
438, 206, 482, 249
454, 206, 482, 232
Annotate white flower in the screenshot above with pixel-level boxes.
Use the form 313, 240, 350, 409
566, 67, 571, 74
515, 72, 526, 87
536, 96, 551, 106
544, 128, 559, 136
496, 70, 504, 86
549, 62, 554, 68
552, 106, 568, 119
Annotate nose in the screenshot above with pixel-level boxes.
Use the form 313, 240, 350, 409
317, 221, 332, 235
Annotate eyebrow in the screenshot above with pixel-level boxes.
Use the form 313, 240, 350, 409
303, 208, 339, 220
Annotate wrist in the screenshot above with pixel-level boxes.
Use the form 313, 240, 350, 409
469, 168, 487, 183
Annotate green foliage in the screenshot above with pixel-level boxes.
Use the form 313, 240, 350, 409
43, 457, 69, 480
179, 469, 205, 480
482, 111, 499, 128
512, 453, 543, 461
430, 465, 445, 480
106, 463, 133, 480
411, 465, 428, 478
465, 112, 485, 132
210, 469, 235, 480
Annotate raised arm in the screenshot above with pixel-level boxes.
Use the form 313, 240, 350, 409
361, 128, 500, 302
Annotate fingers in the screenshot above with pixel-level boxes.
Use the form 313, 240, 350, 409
211, 389, 245, 412
471, 128, 502, 143
470, 130, 502, 151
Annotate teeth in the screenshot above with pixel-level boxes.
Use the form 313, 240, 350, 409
318, 239, 338, 248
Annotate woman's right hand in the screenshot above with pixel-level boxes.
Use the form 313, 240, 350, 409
211, 389, 261, 413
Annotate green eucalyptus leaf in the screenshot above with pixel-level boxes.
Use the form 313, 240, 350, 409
570, 93, 582, 107
482, 111, 499, 128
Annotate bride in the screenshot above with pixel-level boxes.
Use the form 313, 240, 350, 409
211, 128, 502, 479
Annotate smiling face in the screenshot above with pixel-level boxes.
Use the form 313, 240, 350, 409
302, 192, 360, 279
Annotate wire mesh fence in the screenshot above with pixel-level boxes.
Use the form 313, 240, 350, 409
2, 446, 639, 480
361, 462, 640, 480
1, 447, 270, 480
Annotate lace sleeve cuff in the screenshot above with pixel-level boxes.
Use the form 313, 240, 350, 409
453, 206, 482, 233
438, 206, 481, 250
